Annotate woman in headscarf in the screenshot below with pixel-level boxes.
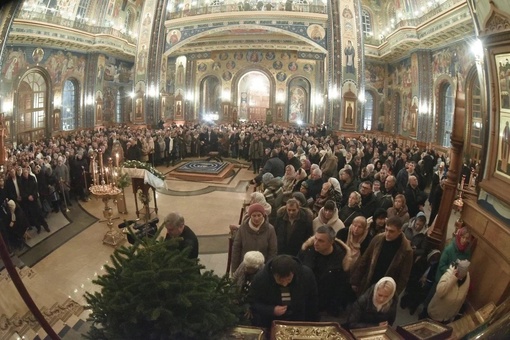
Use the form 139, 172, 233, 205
386, 194, 410, 225
248, 192, 272, 216
281, 165, 297, 196
292, 168, 308, 193
231, 203, 277, 274
313, 200, 345, 233
402, 211, 428, 259
346, 277, 398, 330
338, 191, 363, 227
300, 157, 311, 175
328, 177, 343, 210
336, 215, 371, 271
1, 200, 30, 252
428, 259, 471, 323
419, 227, 473, 319
337, 215, 372, 307
435, 226, 472, 282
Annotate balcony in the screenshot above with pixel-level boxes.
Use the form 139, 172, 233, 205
166, 3, 326, 20
16, 9, 136, 44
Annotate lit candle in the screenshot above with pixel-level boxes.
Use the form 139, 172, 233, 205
98, 150, 104, 184
115, 153, 119, 167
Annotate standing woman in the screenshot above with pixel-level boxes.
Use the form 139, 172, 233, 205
419, 226, 473, 319
435, 227, 473, 282
346, 277, 398, 330
2, 200, 30, 252
338, 191, 363, 227
230, 203, 277, 273
386, 194, 410, 225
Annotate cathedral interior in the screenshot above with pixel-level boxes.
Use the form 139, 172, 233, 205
0, 0, 510, 338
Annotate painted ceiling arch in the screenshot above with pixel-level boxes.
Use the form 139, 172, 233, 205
164, 24, 327, 57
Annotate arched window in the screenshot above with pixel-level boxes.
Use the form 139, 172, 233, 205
470, 78, 482, 145
17, 72, 47, 142
288, 77, 310, 124
62, 79, 77, 131
200, 76, 222, 118
362, 9, 372, 37
77, 0, 90, 19
467, 73, 483, 163
438, 83, 454, 147
363, 92, 374, 130
125, 9, 132, 31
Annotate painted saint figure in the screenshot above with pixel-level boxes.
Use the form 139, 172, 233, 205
345, 40, 355, 74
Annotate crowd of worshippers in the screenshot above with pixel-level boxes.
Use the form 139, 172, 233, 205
0, 121, 474, 328
226, 122, 475, 330
233, 204, 474, 331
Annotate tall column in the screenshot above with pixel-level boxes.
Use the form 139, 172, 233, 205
428, 79, 465, 249
0, 114, 5, 166
134, 0, 159, 125
329, 0, 362, 130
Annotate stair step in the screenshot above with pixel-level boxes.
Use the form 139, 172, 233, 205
61, 326, 87, 340
64, 314, 80, 328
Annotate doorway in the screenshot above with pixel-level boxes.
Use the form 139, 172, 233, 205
237, 71, 270, 121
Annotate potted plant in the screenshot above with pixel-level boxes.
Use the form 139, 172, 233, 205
85, 230, 241, 339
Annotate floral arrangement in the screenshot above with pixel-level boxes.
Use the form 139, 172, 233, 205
123, 160, 165, 181
115, 171, 131, 190
137, 189, 151, 205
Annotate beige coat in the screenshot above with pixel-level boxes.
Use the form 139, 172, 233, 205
428, 267, 470, 322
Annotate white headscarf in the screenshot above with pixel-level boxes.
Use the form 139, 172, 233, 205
249, 192, 272, 215
373, 277, 396, 312
7, 200, 16, 222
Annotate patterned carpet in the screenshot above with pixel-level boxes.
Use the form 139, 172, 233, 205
174, 160, 230, 174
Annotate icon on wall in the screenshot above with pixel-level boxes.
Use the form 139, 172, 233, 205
273, 61, 283, 70
32, 48, 44, 63
226, 61, 236, 70
265, 52, 275, 60
222, 71, 232, 81
198, 63, 207, 72
276, 72, 287, 82
166, 29, 182, 45
288, 62, 298, 72
307, 24, 325, 41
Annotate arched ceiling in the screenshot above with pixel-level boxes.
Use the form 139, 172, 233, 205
167, 27, 325, 56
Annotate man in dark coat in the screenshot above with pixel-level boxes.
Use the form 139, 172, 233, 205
125, 140, 141, 161
252, 149, 285, 185
164, 212, 199, 259
248, 254, 319, 329
19, 167, 50, 233
350, 216, 413, 297
69, 151, 89, 202
339, 168, 357, 208
404, 175, 428, 218
359, 181, 379, 218
298, 226, 350, 315
275, 199, 313, 256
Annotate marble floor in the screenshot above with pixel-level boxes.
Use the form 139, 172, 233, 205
4, 158, 459, 330
28, 159, 254, 308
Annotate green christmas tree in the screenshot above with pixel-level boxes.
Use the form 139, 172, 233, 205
84, 227, 241, 339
